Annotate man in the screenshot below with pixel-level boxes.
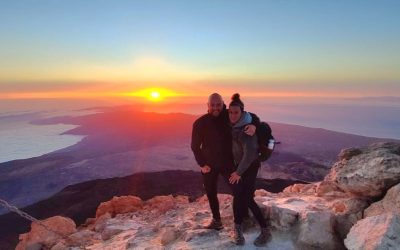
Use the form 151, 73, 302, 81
191, 93, 259, 230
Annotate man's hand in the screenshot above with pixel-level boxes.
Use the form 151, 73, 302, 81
229, 172, 241, 184
201, 165, 211, 174
244, 124, 256, 136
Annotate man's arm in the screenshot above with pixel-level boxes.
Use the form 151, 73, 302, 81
249, 112, 260, 127
244, 112, 261, 136
191, 119, 206, 167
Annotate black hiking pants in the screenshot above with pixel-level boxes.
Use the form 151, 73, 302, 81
202, 168, 231, 221
232, 162, 267, 228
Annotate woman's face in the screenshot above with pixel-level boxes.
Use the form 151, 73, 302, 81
229, 105, 242, 124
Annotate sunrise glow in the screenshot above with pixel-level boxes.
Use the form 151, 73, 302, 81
0, 1, 399, 101
121, 88, 182, 102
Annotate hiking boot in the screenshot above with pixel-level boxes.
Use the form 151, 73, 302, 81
233, 224, 245, 245
254, 227, 271, 246
204, 219, 223, 230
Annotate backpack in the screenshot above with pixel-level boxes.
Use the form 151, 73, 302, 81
256, 122, 275, 162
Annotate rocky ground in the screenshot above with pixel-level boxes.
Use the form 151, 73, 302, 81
16, 142, 400, 250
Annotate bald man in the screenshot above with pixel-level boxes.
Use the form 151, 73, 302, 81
191, 93, 260, 230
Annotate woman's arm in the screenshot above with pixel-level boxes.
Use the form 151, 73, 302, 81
235, 134, 259, 176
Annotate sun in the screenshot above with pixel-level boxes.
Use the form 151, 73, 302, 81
125, 88, 180, 102
149, 91, 161, 101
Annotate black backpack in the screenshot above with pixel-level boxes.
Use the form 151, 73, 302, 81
256, 122, 275, 162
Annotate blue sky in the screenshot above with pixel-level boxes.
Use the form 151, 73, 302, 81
0, 0, 399, 97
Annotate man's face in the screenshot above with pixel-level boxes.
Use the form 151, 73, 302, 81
207, 96, 224, 117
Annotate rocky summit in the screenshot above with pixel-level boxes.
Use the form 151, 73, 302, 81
16, 142, 400, 250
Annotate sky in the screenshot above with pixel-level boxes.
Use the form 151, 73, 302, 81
0, 0, 400, 101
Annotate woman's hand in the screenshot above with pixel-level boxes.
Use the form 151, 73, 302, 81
229, 172, 241, 184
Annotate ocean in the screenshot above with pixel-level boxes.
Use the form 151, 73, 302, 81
0, 111, 87, 163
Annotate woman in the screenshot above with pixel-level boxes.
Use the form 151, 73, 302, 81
228, 93, 271, 246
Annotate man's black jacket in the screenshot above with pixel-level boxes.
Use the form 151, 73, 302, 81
191, 107, 260, 173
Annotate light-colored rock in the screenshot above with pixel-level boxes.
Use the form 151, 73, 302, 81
25, 243, 42, 250
330, 198, 368, 239
159, 227, 178, 245
269, 204, 298, 230
145, 195, 189, 214
96, 195, 143, 218
283, 183, 308, 194
297, 211, 343, 250
183, 229, 218, 242
68, 229, 97, 246
316, 181, 346, 197
254, 188, 271, 196
101, 226, 124, 240
325, 142, 400, 198
335, 212, 364, 240
135, 227, 156, 237
94, 212, 112, 232
364, 183, 400, 218
16, 216, 76, 250
50, 241, 67, 250
84, 217, 96, 225
344, 213, 400, 250
329, 198, 368, 214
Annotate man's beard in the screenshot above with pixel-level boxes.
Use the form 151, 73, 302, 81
209, 109, 221, 117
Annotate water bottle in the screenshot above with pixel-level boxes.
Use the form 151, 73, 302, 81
268, 139, 275, 150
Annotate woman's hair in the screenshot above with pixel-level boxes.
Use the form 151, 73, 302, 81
229, 93, 244, 111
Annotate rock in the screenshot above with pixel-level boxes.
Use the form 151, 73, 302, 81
255, 188, 271, 196
339, 148, 363, 160
177, 221, 193, 231
84, 217, 96, 226
268, 204, 298, 231
145, 195, 177, 213
283, 183, 308, 194
101, 226, 124, 241
344, 213, 400, 250
183, 229, 218, 242
126, 238, 137, 249
330, 198, 368, 239
330, 197, 368, 215
315, 181, 346, 197
96, 196, 143, 218
174, 195, 190, 204
364, 183, 400, 218
16, 216, 76, 250
68, 229, 97, 246
297, 211, 343, 250
25, 243, 42, 250
50, 241, 67, 250
335, 213, 363, 240
135, 227, 156, 237
325, 142, 400, 198
159, 227, 178, 245
284, 183, 317, 195
94, 212, 112, 232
